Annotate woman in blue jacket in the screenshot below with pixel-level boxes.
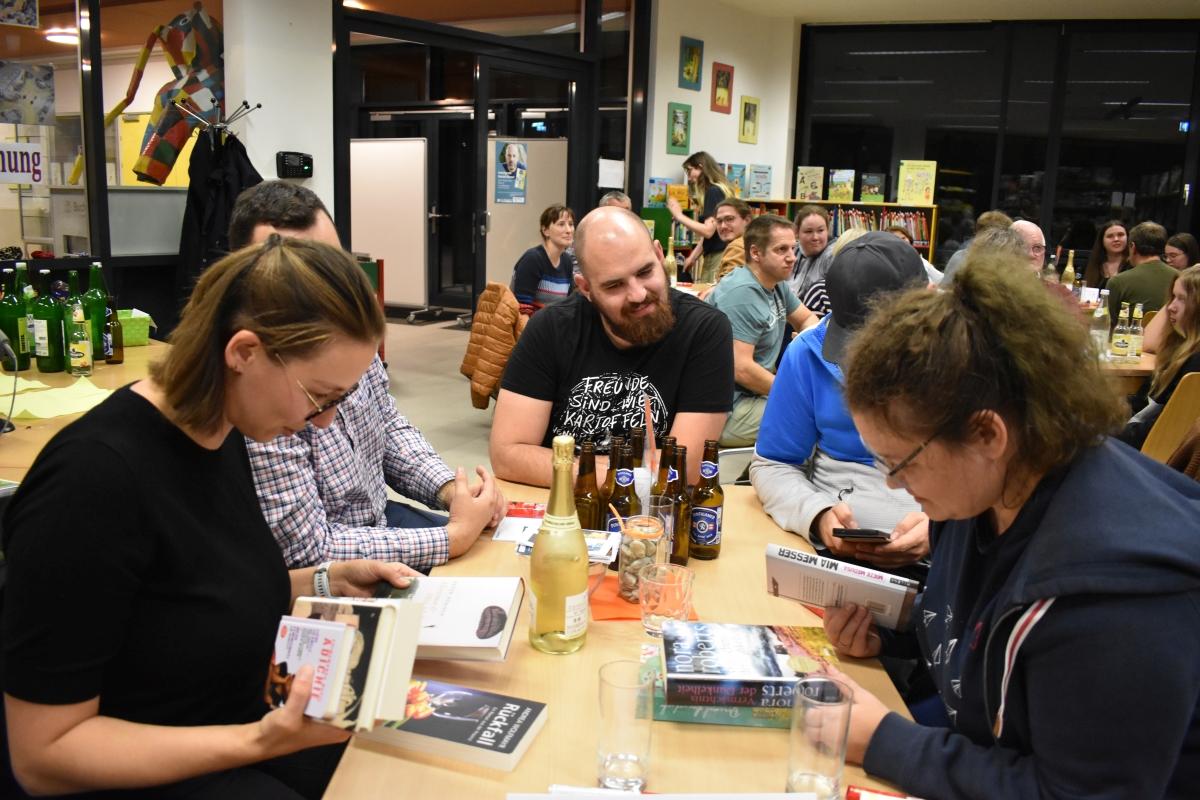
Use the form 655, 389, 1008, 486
825, 248, 1200, 798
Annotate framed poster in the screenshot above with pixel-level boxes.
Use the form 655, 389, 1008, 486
738, 96, 760, 145
0, 0, 39, 28
711, 62, 733, 114
678, 37, 703, 91
495, 141, 528, 204
667, 102, 691, 155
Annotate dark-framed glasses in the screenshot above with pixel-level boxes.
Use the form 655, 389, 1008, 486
274, 353, 358, 421
873, 432, 939, 479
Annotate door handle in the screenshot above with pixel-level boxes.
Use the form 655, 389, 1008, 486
428, 204, 451, 234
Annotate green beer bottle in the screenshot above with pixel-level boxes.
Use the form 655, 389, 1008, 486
0, 268, 31, 371
83, 261, 110, 363
31, 269, 65, 373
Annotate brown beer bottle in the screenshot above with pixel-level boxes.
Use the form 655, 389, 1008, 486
573, 440, 602, 531
599, 434, 624, 511
668, 445, 691, 566
628, 427, 645, 469
652, 437, 676, 498
606, 444, 641, 534
689, 439, 724, 560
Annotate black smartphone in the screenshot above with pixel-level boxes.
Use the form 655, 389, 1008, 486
832, 527, 893, 543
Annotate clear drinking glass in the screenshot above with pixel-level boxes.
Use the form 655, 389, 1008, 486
617, 514, 666, 603
646, 494, 674, 557
637, 563, 694, 637
596, 660, 653, 791
786, 676, 853, 800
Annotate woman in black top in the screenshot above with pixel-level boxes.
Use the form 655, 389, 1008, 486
1121, 264, 1200, 448
667, 150, 733, 284
1083, 219, 1131, 290
3, 237, 420, 798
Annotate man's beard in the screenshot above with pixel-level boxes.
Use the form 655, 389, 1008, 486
601, 291, 676, 346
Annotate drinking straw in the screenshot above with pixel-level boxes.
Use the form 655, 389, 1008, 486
607, 502, 628, 537
643, 394, 657, 474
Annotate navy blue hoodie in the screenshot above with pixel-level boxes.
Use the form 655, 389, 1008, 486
864, 440, 1200, 798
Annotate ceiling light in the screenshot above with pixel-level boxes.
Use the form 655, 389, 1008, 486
824, 79, 933, 85
847, 49, 986, 56
1101, 101, 1189, 107
814, 99, 899, 104
543, 20, 577, 34
1083, 49, 1194, 54
343, 1, 368, 9
1026, 79, 1150, 85
43, 26, 79, 45
600, 12, 624, 22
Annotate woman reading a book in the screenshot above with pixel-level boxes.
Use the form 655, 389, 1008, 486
823, 251, 1200, 798
666, 150, 733, 284
3, 237, 423, 799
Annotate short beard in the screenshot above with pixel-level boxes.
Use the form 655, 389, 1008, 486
602, 292, 676, 346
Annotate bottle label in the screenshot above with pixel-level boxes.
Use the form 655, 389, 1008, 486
102, 332, 113, 358
69, 339, 91, 370
668, 466, 678, 483
563, 590, 588, 638
607, 515, 624, 533
615, 468, 634, 487
1111, 335, 1129, 355
699, 460, 718, 480
32, 318, 49, 356
24, 314, 33, 353
690, 506, 722, 546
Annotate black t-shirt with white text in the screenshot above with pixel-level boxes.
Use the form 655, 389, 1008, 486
501, 290, 733, 453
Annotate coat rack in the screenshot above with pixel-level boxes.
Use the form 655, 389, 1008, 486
173, 98, 262, 142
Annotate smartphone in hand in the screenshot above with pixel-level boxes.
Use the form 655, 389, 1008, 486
832, 527, 893, 544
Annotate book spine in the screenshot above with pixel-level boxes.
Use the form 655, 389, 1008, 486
663, 676, 796, 708
653, 694, 790, 728
767, 544, 919, 590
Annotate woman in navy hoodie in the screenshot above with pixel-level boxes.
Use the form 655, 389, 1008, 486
825, 248, 1200, 799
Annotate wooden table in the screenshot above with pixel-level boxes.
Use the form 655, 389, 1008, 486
1101, 352, 1154, 396
325, 482, 910, 798
0, 342, 167, 482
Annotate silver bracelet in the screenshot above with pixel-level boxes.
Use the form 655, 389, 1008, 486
313, 561, 334, 597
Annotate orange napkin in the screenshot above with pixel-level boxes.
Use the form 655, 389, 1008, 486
589, 574, 700, 622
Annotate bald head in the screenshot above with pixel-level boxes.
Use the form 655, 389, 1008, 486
1011, 220, 1046, 272
574, 206, 656, 277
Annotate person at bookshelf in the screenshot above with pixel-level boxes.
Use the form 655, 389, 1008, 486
886, 224, 943, 284
1010, 219, 1047, 273
941, 210, 1013, 283
1082, 219, 1130, 290
2, 237, 422, 799
705, 196, 755, 290
1119, 265, 1200, 449
1165, 231, 1200, 270
822, 249, 1200, 800
231, 181, 503, 575
706, 214, 818, 447
597, 190, 632, 210
787, 204, 837, 301
750, 232, 930, 574
666, 151, 734, 284
491, 205, 733, 486
1105, 221, 1175, 320
512, 204, 577, 316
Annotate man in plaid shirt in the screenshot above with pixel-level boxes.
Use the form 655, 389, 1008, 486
232, 182, 504, 571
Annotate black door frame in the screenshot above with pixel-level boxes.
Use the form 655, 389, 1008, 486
333, 7, 597, 309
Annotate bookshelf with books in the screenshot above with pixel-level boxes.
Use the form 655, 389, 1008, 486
741, 198, 939, 262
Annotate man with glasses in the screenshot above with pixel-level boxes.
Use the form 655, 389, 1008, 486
750, 232, 930, 574
1011, 219, 1048, 274
233, 181, 504, 573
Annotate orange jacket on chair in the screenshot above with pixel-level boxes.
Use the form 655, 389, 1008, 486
460, 282, 527, 409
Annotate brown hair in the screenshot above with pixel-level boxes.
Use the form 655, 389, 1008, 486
842, 249, 1125, 494
1084, 219, 1129, 287
793, 204, 829, 228
715, 196, 752, 220
1129, 221, 1167, 257
1166, 232, 1200, 267
974, 210, 1013, 234
539, 204, 574, 239
681, 151, 733, 208
743, 214, 792, 261
1150, 265, 1200, 397
150, 236, 385, 433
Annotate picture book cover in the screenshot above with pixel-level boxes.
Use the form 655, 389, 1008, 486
661, 622, 837, 708
827, 169, 856, 202
747, 164, 772, 199
795, 166, 824, 200
366, 679, 547, 772
666, 183, 690, 209
897, 160, 937, 205
724, 163, 746, 198
645, 177, 670, 208
860, 172, 886, 203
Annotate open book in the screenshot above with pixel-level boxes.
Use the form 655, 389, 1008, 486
381, 576, 525, 661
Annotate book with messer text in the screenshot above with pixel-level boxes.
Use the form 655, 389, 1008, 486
764, 543, 919, 630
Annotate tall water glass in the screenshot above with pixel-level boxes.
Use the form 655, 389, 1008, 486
786, 676, 853, 799
597, 660, 653, 791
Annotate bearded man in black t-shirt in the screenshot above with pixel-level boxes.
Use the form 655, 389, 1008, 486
491, 206, 734, 486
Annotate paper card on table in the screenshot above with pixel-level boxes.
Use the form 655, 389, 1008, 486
516, 529, 621, 565
589, 574, 699, 621
509, 793, 810, 799
11, 377, 112, 420
2, 377, 52, 394
492, 502, 545, 542
1080, 287, 1100, 304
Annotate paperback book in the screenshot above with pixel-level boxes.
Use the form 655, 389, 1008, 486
666, 183, 691, 209
897, 159, 937, 205
269, 596, 423, 731
639, 644, 790, 728
645, 177, 670, 208
764, 543, 919, 630
827, 169, 856, 202
364, 678, 547, 772
725, 163, 746, 198
795, 166, 824, 200
660, 621, 837, 708
747, 164, 773, 199
381, 576, 525, 662
859, 172, 886, 203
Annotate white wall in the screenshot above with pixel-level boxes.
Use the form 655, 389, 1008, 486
647, 0, 800, 198
224, 0, 334, 210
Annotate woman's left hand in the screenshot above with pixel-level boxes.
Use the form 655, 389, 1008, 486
823, 665, 892, 765
329, 560, 420, 597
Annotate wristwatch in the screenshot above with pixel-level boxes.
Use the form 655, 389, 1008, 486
313, 560, 335, 597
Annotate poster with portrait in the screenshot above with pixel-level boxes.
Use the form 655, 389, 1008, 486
678, 37, 703, 91
711, 62, 733, 114
0, 0, 38, 28
0, 61, 55, 125
738, 96, 760, 145
667, 102, 691, 156
494, 141, 527, 204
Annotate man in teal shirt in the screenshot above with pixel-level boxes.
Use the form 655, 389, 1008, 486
706, 214, 816, 446
1107, 221, 1175, 320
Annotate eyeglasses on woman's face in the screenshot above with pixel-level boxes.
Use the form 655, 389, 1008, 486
274, 352, 358, 421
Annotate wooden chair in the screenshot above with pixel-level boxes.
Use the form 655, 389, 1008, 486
1142, 372, 1200, 463
1143, 309, 1157, 330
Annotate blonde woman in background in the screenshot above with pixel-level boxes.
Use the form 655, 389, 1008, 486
667, 150, 734, 284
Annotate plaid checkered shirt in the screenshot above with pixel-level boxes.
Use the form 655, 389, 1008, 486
248, 357, 456, 570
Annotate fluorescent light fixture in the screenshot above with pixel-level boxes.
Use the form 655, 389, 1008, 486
343, 1, 368, 8
847, 49, 986, 56
543, 20, 577, 34
43, 26, 79, 45
814, 99, 899, 104
1026, 79, 1150, 85
521, 111, 546, 119
1101, 101, 1189, 107
1083, 49, 1195, 54
824, 79, 933, 85
811, 113, 873, 118
927, 113, 1000, 118
600, 12, 625, 22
